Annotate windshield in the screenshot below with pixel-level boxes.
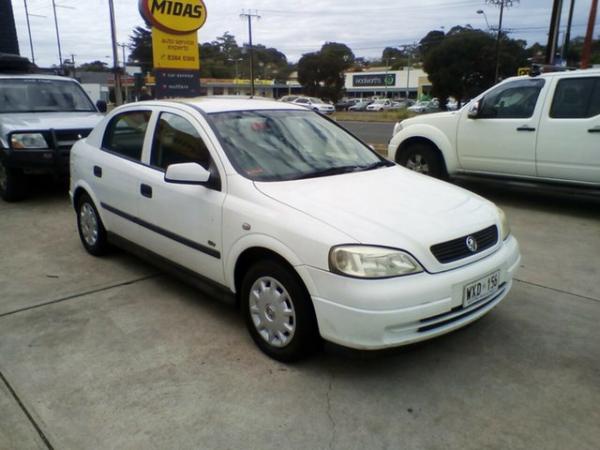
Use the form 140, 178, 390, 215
0, 79, 96, 113
210, 110, 390, 182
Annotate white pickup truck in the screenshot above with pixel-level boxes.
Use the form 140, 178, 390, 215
388, 69, 600, 188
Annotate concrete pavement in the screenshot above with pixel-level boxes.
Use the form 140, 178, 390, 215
1, 182, 599, 450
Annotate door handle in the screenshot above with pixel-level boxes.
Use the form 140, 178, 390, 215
93, 166, 102, 178
588, 127, 600, 133
516, 126, 536, 132
140, 184, 152, 198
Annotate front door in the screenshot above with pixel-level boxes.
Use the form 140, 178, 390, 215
136, 109, 226, 284
457, 78, 547, 176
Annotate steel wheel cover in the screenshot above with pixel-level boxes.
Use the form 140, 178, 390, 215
249, 276, 296, 348
406, 153, 430, 174
79, 203, 99, 246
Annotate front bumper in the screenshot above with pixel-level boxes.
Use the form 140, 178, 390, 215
305, 236, 521, 350
2, 148, 68, 174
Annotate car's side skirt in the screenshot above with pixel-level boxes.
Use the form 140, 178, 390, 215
107, 232, 236, 306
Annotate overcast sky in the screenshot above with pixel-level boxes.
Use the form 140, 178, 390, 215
9, 0, 599, 68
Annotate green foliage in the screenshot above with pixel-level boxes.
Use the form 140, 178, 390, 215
423, 27, 527, 103
297, 42, 355, 102
128, 26, 153, 73
77, 60, 110, 72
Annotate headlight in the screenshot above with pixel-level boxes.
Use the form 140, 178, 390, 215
10, 133, 48, 149
497, 207, 511, 240
329, 245, 423, 278
393, 121, 404, 136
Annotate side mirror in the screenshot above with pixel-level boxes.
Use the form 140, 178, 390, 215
468, 100, 480, 119
165, 163, 210, 185
96, 100, 108, 113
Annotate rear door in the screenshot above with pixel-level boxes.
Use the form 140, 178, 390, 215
457, 78, 547, 176
536, 75, 600, 184
94, 109, 152, 242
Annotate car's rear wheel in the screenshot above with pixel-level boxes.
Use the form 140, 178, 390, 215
398, 143, 445, 179
241, 260, 320, 362
0, 160, 27, 202
76, 193, 109, 256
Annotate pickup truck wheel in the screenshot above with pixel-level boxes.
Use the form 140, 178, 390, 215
0, 161, 26, 202
77, 194, 109, 256
399, 143, 444, 178
241, 260, 320, 362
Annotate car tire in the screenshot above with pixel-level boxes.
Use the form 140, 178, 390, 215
241, 260, 321, 362
398, 143, 445, 179
76, 193, 109, 256
0, 160, 27, 202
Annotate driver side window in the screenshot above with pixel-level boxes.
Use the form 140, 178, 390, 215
479, 79, 545, 119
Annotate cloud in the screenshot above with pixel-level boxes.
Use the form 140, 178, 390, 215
9, 0, 594, 67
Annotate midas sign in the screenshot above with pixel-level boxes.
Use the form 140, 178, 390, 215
139, 0, 207, 35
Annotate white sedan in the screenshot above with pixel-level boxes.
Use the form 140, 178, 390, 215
366, 99, 393, 111
291, 97, 335, 114
70, 97, 520, 361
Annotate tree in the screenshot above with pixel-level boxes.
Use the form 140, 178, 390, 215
129, 26, 153, 73
423, 28, 527, 105
297, 42, 354, 102
78, 60, 110, 72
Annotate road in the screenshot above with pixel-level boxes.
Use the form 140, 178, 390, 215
1, 181, 599, 450
338, 121, 395, 145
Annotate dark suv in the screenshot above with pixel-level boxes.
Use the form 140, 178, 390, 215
0, 54, 105, 201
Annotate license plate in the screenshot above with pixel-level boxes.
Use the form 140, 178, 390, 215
463, 271, 500, 307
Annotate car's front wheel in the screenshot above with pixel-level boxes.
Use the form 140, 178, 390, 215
241, 260, 320, 362
398, 143, 445, 179
76, 193, 109, 256
0, 160, 27, 202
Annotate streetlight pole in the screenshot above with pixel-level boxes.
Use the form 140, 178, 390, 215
23, 0, 35, 63
494, 0, 505, 82
51, 0, 63, 71
477, 9, 491, 31
108, 0, 123, 105
240, 10, 260, 97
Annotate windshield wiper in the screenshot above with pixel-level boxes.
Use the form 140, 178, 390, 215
295, 165, 368, 180
359, 160, 394, 171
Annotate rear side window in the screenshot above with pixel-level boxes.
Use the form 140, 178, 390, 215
550, 77, 600, 118
150, 112, 212, 170
102, 111, 151, 160
479, 79, 545, 119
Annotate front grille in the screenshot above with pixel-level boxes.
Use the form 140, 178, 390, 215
53, 129, 92, 151
431, 225, 498, 264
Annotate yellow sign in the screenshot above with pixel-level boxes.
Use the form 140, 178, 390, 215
139, 0, 207, 35
518, 67, 531, 76
152, 27, 200, 70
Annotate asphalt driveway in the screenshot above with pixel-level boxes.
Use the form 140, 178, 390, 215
1, 181, 599, 450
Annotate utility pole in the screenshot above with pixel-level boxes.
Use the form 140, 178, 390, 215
118, 43, 129, 102
581, 0, 598, 69
23, 0, 35, 63
108, 0, 123, 105
51, 0, 64, 71
561, 0, 576, 64
546, 0, 564, 65
71, 53, 75, 78
240, 10, 260, 97
487, 1, 518, 82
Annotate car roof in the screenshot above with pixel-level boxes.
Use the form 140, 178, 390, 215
0, 73, 79, 82
137, 97, 308, 114
511, 68, 600, 82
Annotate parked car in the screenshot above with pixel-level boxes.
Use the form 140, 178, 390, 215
407, 100, 438, 113
366, 99, 393, 112
335, 98, 360, 111
0, 54, 106, 201
348, 100, 373, 111
70, 97, 520, 361
291, 97, 335, 114
388, 69, 600, 187
279, 95, 299, 103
